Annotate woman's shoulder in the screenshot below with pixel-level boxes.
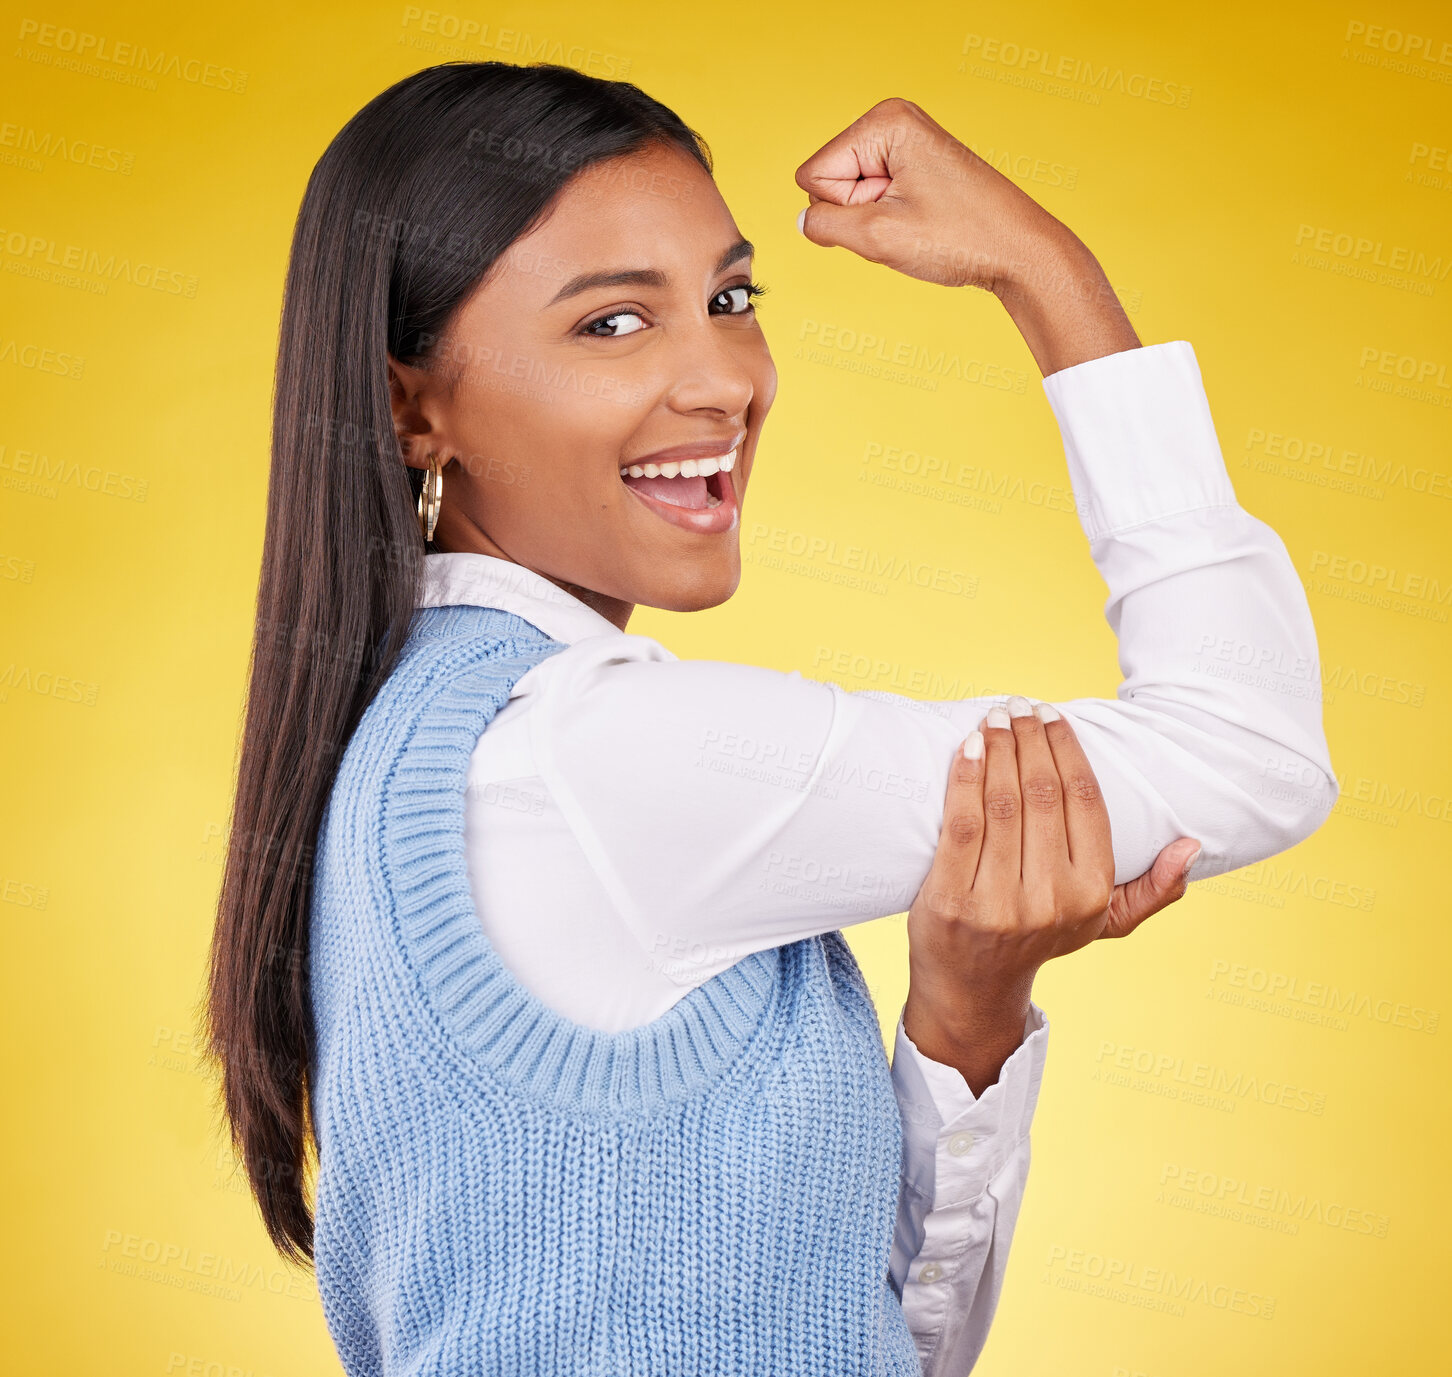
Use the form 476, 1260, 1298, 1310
525, 628, 679, 676
330, 607, 567, 791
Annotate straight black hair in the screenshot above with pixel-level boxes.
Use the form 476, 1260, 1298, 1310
203, 60, 712, 1265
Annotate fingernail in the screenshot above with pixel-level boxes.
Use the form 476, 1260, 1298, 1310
1006, 695, 1033, 718
986, 706, 1011, 730
1034, 701, 1061, 722
962, 731, 984, 761
796, 206, 808, 235
1180, 843, 1202, 880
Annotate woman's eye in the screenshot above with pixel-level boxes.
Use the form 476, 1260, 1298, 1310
580, 281, 768, 337
582, 310, 648, 339
712, 281, 768, 315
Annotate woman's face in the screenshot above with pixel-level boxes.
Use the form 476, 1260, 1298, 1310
388, 138, 777, 620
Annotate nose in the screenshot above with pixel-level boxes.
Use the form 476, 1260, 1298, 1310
662, 313, 757, 421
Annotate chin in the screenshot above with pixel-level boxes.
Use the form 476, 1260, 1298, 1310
645, 555, 740, 613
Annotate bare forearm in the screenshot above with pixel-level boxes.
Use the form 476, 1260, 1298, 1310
993, 227, 1142, 377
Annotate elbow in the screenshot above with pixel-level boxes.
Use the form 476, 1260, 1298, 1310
1238, 744, 1339, 865
1286, 764, 1338, 849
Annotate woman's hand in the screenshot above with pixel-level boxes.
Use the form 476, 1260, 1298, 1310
794, 96, 1064, 292
794, 97, 1140, 376
902, 699, 1199, 1095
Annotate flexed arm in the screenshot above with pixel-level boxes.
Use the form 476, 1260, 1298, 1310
791, 97, 1334, 1372
793, 96, 1336, 889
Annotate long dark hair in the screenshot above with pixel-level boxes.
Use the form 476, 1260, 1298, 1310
203, 61, 713, 1266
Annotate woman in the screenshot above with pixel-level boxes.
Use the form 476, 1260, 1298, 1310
206, 63, 1336, 1374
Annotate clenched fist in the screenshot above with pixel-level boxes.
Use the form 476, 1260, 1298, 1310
793, 97, 1140, 375
794, 96, 1073, 290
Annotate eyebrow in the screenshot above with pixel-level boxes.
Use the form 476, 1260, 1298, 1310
546, 238, 755, 306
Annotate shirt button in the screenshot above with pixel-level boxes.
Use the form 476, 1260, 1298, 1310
947, 1131, 975, 1156
918, 1262, 944, 1284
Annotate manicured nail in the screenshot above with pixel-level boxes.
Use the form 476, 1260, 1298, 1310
1034, 701, 1061, 722
796, 206, 808, 235
962, 731, 984, 761
1180, 843, 1202, 880
985, 706, 1011, 730
1007, 695, 1034, 718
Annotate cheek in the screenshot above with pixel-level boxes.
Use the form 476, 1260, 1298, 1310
465, 383, 642, 503
544, 391, 647, 499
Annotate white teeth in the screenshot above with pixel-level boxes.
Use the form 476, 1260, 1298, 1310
618, 448, 738, 480
705, 493, 722, 507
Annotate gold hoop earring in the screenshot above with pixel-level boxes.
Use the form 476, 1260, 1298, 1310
417, 453, 444, 544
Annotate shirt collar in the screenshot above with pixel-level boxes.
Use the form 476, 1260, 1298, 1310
418, 552, 623, 646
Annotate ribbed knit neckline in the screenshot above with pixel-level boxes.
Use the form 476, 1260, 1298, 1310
380, 602, 783, 1118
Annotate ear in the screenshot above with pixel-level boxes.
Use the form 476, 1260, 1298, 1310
387, 352, 449, 472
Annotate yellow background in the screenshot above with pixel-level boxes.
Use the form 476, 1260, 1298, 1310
3, 0, 1448, 1372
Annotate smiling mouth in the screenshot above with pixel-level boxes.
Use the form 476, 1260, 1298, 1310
618, 449, 737, 511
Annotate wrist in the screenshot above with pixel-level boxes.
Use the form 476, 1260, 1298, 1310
990, 228, 1140, 377
990, 219, 1091, 298
902, 971, 1036, 1097
905, 968, 1036, 1039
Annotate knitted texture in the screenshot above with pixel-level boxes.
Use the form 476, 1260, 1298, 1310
308, 602, 923, 1375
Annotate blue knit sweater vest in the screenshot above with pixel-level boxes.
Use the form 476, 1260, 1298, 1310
308, 602, 922, 1375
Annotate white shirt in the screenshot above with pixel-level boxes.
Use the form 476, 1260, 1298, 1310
417, 340, 1337, 1375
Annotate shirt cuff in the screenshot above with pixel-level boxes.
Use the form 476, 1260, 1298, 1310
893, 1001, 1050, 1208
1042, 339, 1238, 542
